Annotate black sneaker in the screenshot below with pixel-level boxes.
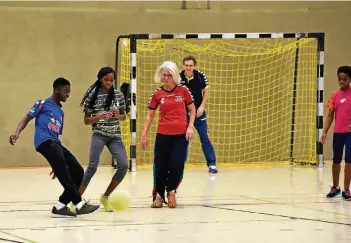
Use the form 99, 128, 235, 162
326, 186, 341, 198
342, 189, 351, 200
208, 166, 218, 174
76, 203, 100, 217
52, 206, 76, 218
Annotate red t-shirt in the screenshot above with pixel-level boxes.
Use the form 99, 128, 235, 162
148, 85, 194, 135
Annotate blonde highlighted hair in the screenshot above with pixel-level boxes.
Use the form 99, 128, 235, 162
154, 61, 181, 85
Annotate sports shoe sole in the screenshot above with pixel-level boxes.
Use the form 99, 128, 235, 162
52, 213, 77, 218
76, 205, 101, 218
326, 191, 341, 198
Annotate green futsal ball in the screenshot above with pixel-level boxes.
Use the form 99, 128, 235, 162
108, 190, 131, 211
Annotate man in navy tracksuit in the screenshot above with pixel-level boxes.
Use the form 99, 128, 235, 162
180, 55, 218, 174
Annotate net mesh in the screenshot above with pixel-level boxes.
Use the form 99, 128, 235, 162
117, 37, 318, 166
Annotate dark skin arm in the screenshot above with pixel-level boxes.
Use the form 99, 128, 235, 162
84, 109, 126, 125
9, 115, 33, 145
112, 108, 126, 121
9, 115, 58, 179
320, 109, 334, 144
84, 111, 112, 125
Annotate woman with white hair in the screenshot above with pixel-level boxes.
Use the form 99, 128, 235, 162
141, 61, 196, 208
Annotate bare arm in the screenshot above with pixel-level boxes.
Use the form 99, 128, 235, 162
84, 112, 104, 125
185, 103, 196, 141
119, 114, 126, 121
113, 111, 126, 121
9, 115, 33, 145
141, 109, 156, 149
323, 109, 334, 134
15, 115, 32, 135
187, 103, 196, 128
320, 109, 334, 144
142, 109, 156, 136
196, 72, 209, 117
200, 88, 209, 109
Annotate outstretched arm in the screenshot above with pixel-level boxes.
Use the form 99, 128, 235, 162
9, 115, 33, 145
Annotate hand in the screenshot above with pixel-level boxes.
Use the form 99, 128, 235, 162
196, 106, 204, 118
320, 132, 327, 144
186, 126, 194, 141
112, 109, 122, 120
9, 134, 19, 145
98, 111, 112, 120
50, 170, 56, 180
349, 124, 351, 132
141, 134, 148, 150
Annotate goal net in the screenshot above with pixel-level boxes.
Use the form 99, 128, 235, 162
115, 33, 324, 169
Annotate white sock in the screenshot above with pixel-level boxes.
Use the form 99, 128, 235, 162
209, 165, 216, 169
55, 201, 66, 210
75, 200, 85, 210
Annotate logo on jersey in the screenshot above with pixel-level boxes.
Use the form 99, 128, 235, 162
340, 98, 347, 103
48, 117, 62, 133
175, 96, 183, 102
30, 100, 45, 113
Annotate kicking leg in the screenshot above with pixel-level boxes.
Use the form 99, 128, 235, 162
104, 137, 128, 196
37, 140, 99, 217
98, 137, 128, 211
62, 146, 84, 191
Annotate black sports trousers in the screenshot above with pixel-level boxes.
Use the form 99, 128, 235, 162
36, 139, 83, 205
154, 133, 189, 199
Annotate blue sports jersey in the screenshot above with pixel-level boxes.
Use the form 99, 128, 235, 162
27, 97, 64, 149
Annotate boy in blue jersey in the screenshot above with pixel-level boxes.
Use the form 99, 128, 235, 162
9, 78, 100, 218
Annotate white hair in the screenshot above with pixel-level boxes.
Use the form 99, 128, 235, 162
154, 61, 181, 85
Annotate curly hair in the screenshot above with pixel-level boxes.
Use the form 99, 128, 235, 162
337, 66, 351, 77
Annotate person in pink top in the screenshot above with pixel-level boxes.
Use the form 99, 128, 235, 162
321, 66, 351, 200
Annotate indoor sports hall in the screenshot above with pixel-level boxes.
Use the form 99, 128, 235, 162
1, 1, 351, 243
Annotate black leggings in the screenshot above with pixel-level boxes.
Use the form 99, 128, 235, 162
36, 140, 84, 205
154, 133, 188, 200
